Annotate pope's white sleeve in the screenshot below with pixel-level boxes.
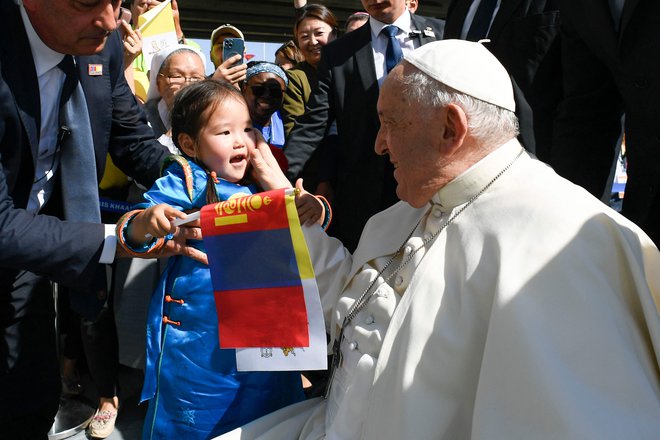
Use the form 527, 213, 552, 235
302, 224, 353, 329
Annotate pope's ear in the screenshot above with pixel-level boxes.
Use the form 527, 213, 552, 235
177, 133, 196, 157
439, 103, 468, 153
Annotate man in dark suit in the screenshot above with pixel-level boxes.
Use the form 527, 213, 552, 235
444, 0, 561, 161
0, 1, 198, 437
551, 0, 660, 246
284, 0, 444, 252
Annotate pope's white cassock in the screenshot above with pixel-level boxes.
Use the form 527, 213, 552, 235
218, 139, 660, 440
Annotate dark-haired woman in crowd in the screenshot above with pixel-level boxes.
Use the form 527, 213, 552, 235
282, 4, 338, 136
275, 40, 305, 71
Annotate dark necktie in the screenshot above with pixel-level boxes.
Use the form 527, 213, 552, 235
466, 0, 498, 41
608, 0, 625, 32
57, 55, 101, 223
381, 25, 403, 73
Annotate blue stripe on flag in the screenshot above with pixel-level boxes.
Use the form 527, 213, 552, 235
206, 228, 301, 290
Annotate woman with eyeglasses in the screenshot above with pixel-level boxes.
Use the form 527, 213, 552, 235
242, 62, 290, 172
144, 45, 207, 153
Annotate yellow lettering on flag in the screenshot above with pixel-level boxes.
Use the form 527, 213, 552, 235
215, 214, 248, 227
137, 0, 177, 68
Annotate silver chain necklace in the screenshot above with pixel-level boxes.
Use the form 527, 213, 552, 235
324, 147, 524, 398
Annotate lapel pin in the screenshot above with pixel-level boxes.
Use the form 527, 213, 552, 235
423, 27, 435, 38
88, 64, 103, 76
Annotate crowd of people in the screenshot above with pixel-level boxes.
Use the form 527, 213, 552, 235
1, 0, 659, 439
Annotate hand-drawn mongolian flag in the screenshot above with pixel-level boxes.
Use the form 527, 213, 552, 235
200, 188, 312, 348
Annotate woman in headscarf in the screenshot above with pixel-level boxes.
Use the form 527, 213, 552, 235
242, 62, 290, 172
143, 44, 207, 153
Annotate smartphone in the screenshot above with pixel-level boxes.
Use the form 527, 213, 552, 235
118, 7, 132, 38
223, 38, 245, 67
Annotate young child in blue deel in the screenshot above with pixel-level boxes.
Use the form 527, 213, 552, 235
115, 80, 330, 439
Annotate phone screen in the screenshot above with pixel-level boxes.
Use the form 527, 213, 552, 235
222, 38, 245, 67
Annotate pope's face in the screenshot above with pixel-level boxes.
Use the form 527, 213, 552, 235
375, 67, 445, 207
24, 0, 121, 56
360, 0, 407, 24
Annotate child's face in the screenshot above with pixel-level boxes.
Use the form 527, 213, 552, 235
196, 98, 255, 183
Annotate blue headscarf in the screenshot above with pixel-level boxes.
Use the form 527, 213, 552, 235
245, 62, 289, 87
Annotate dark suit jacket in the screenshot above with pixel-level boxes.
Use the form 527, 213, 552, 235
0, 0, 168, 317
445, 0, 561, 160
284, 14, 444, 251
551, 0, 660, 245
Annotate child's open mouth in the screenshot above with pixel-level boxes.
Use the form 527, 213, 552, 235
230, 154, 246, 164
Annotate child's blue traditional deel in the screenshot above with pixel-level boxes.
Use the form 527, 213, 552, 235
201, 188, 313, 349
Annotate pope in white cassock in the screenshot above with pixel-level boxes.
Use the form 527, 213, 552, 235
218, 40, 660, 439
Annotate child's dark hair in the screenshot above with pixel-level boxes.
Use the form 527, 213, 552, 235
171, 79, 247, 204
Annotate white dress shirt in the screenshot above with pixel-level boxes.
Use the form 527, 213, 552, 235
369, 11, 419, 86
20, 4, 65, 213
20, 4, 116, 263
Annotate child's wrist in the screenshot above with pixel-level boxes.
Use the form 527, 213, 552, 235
116, 209, 166, 256
126, 213, 148, 245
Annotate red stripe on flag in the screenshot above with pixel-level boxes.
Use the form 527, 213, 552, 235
215, 285, 309, 348
201, 189, 289, 237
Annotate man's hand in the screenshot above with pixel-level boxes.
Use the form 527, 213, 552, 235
157, 223, 208, 265
121, 20, 143, 67
212, 54, 247, 86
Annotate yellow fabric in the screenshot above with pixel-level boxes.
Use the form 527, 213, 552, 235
133, 69, 149, 103
99, 155, 130, 191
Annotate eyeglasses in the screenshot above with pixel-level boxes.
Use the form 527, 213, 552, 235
159, 74, 205, 84
246, 84, 285, 98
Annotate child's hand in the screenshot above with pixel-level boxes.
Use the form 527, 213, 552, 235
128, 204, 187, 245
295, 179, 325, 226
